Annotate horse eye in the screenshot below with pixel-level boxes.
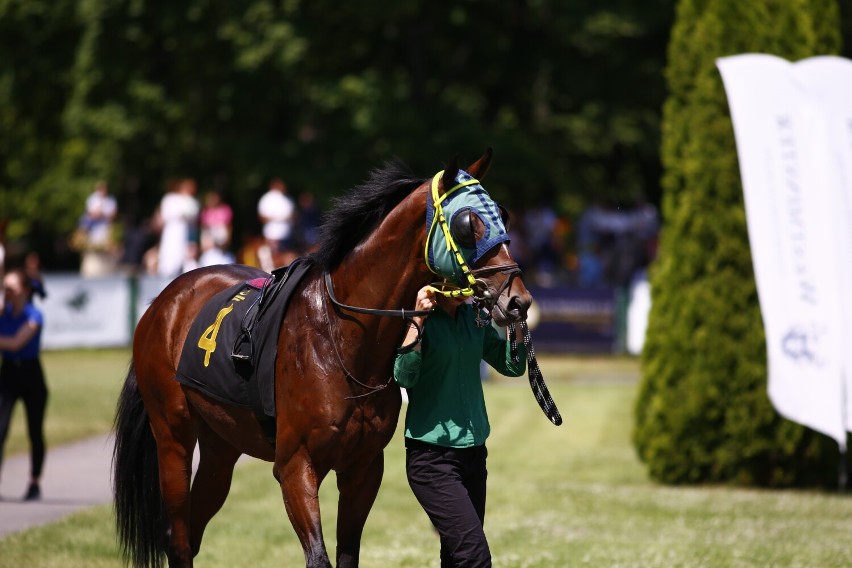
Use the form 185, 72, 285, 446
498, 205, 510, 231
450, 208, 476, 248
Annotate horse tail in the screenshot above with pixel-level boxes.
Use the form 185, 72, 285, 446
113, 362, 167, 568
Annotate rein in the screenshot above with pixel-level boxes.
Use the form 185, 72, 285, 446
322, 291, 397, 400
324, 272, 431, 320
509, 320, 563, 426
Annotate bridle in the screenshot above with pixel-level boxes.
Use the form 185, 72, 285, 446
422, 171, 521, 319
467, 260, 523, 327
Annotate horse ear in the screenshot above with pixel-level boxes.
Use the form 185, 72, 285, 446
466, 148, 493, 181
442, 155, 460, 192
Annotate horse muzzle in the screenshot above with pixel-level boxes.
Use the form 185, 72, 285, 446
473, 265, 531, 326
494, 288, 531, 323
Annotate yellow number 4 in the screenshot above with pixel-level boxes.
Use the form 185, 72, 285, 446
198, 304, 235, 367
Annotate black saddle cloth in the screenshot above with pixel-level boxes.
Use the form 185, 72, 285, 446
176, 259, 312, 417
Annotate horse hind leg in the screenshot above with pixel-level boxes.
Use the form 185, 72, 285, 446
145, 398, 199, 567
188, 420, 242, 557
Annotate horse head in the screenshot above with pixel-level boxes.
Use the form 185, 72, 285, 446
427, 149, 532, 327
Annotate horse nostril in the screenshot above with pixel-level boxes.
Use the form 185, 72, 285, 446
507, 295, 530, 319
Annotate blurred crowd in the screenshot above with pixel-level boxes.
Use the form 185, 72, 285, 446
3, 181, 658, 291
68, 178, 322, 279
506, 198, 659, 289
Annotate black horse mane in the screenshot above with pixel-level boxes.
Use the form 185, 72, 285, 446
309, 158, 427, 270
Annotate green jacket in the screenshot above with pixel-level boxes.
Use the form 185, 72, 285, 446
393, 304, 527, 448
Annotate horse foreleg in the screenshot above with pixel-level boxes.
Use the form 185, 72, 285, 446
335, 451, 385, 568
188, 421, 242, 558
274, 447, 332, 568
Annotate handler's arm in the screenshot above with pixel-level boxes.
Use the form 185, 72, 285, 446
399, 286, 435, 349
394, 286, 436, 387
0, 320, 39, 352
394, 351, 423, 388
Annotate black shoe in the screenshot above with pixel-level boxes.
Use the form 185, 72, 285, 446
23, 483, 41, 501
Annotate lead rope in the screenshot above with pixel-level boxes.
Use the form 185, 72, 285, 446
509, 320, 563, 426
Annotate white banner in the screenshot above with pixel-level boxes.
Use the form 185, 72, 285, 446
794, 57, 852, 434
627, 275, 651, 356
717, 54, 852, 447
36, 274, 132, 349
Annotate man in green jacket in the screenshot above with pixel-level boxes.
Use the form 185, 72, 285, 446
394, 285, 527, 567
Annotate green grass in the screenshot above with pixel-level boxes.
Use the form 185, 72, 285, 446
2, 353, 852, 567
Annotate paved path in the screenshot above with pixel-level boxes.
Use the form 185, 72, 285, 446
0, 434, 114, 537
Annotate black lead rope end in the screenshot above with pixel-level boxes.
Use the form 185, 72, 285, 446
516, 319, 563, 426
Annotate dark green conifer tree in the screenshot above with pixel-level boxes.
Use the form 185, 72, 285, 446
634, 0, 845, 486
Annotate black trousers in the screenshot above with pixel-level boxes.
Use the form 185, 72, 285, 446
0, 358, 48, 480
406, 439, 491, 568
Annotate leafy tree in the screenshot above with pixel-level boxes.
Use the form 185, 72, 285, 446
634, 0, 844, 486
1, 1, 675, 268
0, 0, 82, 259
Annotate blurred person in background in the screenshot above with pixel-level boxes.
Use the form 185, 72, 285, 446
117, 214, 159, 276
24, 252, 46, 301
257, 178, 295, 270
0, 268, 48, 501
199, 190, 233, 250
82, 180, 117, 249
296, 191, 322, 254
522, 201, 559, 286
78, 180, 118, 277
0, 219, 6, 302
157, 178, 199, 278
197, 232, 236, 267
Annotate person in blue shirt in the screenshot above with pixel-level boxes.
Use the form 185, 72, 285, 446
395, 285, 527, 567
0, 268, 47, 501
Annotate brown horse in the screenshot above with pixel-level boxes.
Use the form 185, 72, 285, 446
112, 150, 532, 568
